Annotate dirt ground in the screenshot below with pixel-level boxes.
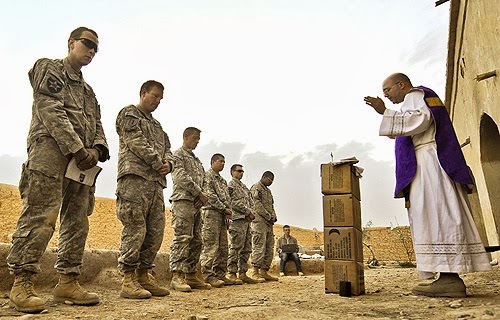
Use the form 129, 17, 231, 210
0, 266, 499, 320
1, 183, 499, 319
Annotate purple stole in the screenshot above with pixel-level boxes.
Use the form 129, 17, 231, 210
393, 86, 473, 199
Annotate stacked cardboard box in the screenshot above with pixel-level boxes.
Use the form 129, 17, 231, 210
321, 162, 365, 295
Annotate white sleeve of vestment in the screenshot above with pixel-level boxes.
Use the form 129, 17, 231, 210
379, 90, 433, 137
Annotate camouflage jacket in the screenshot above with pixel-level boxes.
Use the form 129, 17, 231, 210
250, 181, 276, 225
202, 168, 231, 214
228, 178, 254, 220
27, 58, 109, 160
170, 147, 205, 202
115, 104, 173, 187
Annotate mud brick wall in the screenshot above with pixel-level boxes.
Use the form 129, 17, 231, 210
362, 226, 415, 263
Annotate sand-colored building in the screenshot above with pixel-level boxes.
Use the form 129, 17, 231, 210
443, 0, 499, 259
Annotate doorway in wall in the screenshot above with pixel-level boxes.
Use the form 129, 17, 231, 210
480, 113, 500, 241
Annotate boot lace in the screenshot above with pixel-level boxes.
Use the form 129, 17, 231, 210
21, 276, 36, 297
132, 273, 143, 287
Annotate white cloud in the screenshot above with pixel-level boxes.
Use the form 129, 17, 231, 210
0, 0, 450, 229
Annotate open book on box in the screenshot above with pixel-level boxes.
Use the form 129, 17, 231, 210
331, 156, 364, 177
332, 156, 359, 165
64, 158, 102, 187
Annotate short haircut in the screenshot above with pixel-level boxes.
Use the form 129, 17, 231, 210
140, 80, 164, 96
183, 127, 201, 138
211, 153, 225, 164
69, 26, 98, 40
283, 225, 290, 229
231, 164, 243, 172
262, 171, 274, 179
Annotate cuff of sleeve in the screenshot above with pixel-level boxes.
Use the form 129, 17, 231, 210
152, 159, 164, 171
193, 186, 202, 198
383, 109, 397, 116
67, 141, 85, 156
93, 144, 110, 161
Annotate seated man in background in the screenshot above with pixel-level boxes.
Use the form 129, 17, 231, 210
276, 225, 304, 276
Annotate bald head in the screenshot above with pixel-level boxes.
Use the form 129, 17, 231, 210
382, 73, 413, 104
385, 73, 412, 86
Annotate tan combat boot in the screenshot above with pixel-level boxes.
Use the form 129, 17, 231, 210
170, 271, 192, 292
120, 270, 152, 299
226, 273, 243, 285
9, 272, 45, 313
136, 269, 169, 297
53, 273, 100, 305
258, 269, 279, 281
185, 273, 211, 290
250, 266, 263, 281
205, 275, 225, 288
238, 271, 264, 284
411, 273, 466, 298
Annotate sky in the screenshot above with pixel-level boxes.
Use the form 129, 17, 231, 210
0, 0, 451, 229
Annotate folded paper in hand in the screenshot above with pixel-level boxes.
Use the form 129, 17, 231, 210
65, 158, 102, 186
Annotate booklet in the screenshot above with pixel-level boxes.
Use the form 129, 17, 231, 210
330, 156, 364, 177
64, 158, 102, 187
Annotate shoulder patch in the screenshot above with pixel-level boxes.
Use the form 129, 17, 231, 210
32, 59, 65, 96
124, 114, 140, 129
47, 76, 63, 93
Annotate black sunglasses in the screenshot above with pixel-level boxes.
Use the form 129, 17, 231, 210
76, 38, 98, 52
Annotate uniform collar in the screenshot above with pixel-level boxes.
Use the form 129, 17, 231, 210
209, 168, 221, 177
232, 178, 243, 185
63, 58, 83, 81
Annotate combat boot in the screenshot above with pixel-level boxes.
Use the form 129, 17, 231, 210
53, 273, 100, 305
411, 273, 466, 298
185, 273, 211, 290
9, 272, 45, 313
170, 271, 192, 292
250, 266, 263, 281
205, 276, 225, 288
136, 269, 169, 297
120, 270, 152, 299
225, 273, 243, 285
258, 269, 279, 281
238, 272, 264, 284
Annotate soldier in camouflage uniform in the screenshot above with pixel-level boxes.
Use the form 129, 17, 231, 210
227, 164, 264, 284
115, 80, 173, 299
200, 154, 242, 287
7, 27, 109, 313
169, 127, 211, 292
250, 171, 279, 281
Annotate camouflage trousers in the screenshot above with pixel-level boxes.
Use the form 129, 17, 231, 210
169, 200, 202, 274
250, 221, 275, 270
227, 218, 252, 274
116, 175, 165, 272
200, 209, 228, 279
7, 136, 95, 275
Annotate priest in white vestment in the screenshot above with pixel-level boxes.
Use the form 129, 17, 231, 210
364, 73, 491, 298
